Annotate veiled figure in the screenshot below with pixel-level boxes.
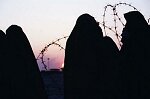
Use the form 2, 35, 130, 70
64, 13, 119, 99
6, 25, 47, 99
120, 11, 150, 99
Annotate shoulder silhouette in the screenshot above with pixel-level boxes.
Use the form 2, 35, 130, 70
0, 30, 8, 99
0, 30, 5, 59
101, 36, 120, 98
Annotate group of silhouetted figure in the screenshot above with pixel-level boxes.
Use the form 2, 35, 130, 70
0, 25, 47, 99
0, 11, 150, 99
64, 11, 150, 99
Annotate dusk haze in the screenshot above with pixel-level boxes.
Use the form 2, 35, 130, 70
0, 0, 149, 70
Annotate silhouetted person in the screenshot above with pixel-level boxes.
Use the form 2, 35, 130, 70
6, 25, 47, 99
120, 11, 150, 99
64, 13, 119, 99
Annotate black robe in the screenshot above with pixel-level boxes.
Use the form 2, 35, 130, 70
120, 11, 150, 99
101, 36, 120, 98
64, 14, 119, 99
6, 25, 47, 99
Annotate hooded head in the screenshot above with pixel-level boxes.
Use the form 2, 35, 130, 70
70, 13, 103, 40
6, 25, 32, 50
124, 11, 148, 32
78, 13, 102, 36
122, 11, 149, 43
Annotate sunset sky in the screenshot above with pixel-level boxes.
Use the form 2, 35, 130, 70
0, 0, 150, 70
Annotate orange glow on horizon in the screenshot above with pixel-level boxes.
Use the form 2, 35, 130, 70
61, 63, 64, 68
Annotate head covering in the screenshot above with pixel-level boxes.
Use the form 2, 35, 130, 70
124, 11, 149, 35
6, 25, 47, 99
69, 13, 103, 42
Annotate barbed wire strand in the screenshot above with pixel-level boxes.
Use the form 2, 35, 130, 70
102, 2, 138, 47
38, 2, 150, 70
37, 36, 68, 70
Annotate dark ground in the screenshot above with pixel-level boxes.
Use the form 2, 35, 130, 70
41, 71, 64, 99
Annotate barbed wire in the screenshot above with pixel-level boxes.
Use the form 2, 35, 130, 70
37, 2, 150, 70
36, 36, 68, 70
102, 2, 138, 47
